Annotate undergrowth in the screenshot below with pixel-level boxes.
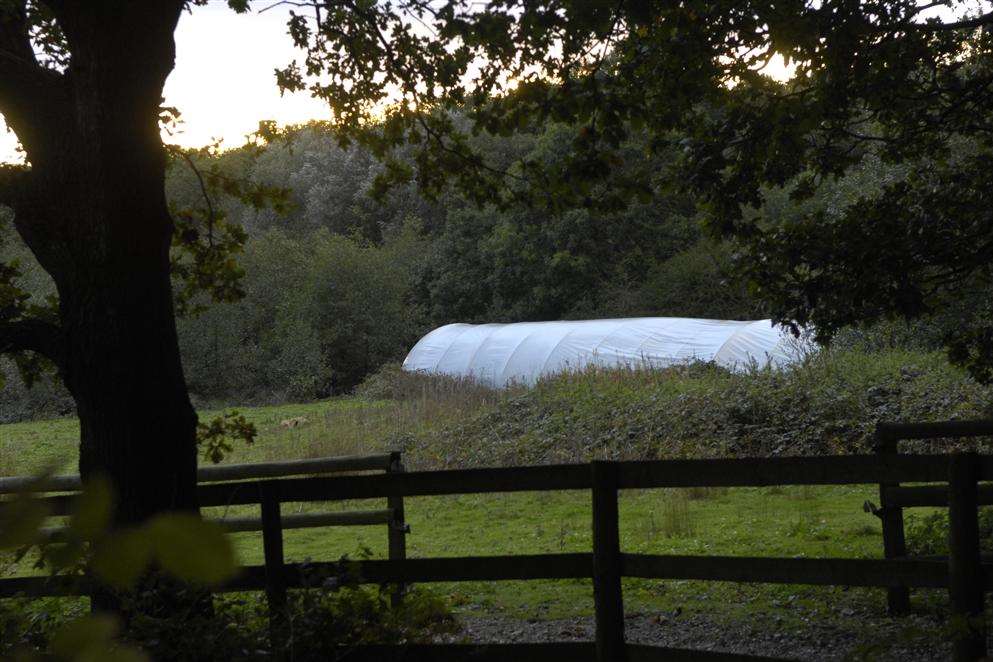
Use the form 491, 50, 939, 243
367, 348, 993, 469
0, 584, 454, 660
905, 509, 993, 557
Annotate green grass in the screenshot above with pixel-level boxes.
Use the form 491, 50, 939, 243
0, 416, 81, 476
0, 400, 390, 476
216, 484, 913, 623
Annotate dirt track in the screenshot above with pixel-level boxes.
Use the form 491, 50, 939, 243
444, 610, 952, 661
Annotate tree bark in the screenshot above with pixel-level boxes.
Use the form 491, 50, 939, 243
60, 243, 200, 525
60, 2, 197, 524
2, 1, 198, 525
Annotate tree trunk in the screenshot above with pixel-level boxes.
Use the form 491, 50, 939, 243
50, 112, 201, 525
60, 248, 199, 525
7, 2, 198, 524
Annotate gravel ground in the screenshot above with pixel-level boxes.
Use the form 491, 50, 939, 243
443, 610, 952, 660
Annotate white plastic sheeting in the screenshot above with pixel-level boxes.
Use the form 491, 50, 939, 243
402, 317, 804, 388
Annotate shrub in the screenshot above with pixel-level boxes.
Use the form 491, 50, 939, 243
356, 362, 498, 403
0, 597, 88, 658
284, 584, 455, 654
120, 582, 454, 660
636, 240, 762, 320
905, 509, 993, 557
177, 225, 429, 404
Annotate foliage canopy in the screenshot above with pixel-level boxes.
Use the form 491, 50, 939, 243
274, 0, 993, 378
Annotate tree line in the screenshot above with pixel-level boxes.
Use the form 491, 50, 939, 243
3, 120, 763, 418
6, 113, 987, 420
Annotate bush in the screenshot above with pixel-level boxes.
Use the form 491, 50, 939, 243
121, 582, 454, 660
905, 509, 993, 557
634, 240, 763, 320
356, 362, 498, 403
177, 225, 429, 404
0, 597, 88, 658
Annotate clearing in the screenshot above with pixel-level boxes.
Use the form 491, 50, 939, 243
1, 396, 952, 658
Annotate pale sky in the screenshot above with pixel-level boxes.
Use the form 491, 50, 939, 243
0, 1, 329, 162
164, 2, 330, 149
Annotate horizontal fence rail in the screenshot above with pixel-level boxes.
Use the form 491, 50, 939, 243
620, 554, 953, 589
0, 453, 396, 495
193, 454, 966, 510
4, 454, 981, 518
217, 509, 395, 533
876, 420, 993, 442
884, 485, 993, 508
40, 509, 397, 540
6, 552, 981, 598
3, 421, 993, 661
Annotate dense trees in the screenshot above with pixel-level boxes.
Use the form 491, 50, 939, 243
178, 224, 427, 400
0, 116, 762, 417
171, 124, 751, 403
165, 124, 759, 402
276, 0, 993, 379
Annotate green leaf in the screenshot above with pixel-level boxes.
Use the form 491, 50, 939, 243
50, 614, 118, 657
0, 497, 49, 550
89, 529, 154, 590
147, 513, 237, 585
70, 477, 114, 541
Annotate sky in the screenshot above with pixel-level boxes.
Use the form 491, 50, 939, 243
164, 3, 329, 149
0, 2, 328, 162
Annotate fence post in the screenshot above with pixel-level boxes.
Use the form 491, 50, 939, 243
387, 451, 409, 609
948, 452, 986, 662
591, 460, 625, 662
875, 426, 910, 615
260, 481, 288, 655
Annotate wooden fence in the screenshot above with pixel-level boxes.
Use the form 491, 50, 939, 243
0, 452, 410, 604
871, 420, 993, 635
2, 427, 993, 661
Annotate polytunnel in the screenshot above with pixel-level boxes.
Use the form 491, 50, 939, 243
402, 317, 806, 388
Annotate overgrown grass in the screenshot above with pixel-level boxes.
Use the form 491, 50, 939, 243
398, 347, 993, 468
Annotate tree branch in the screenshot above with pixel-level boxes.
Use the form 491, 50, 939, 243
0, 163, 31, 208
0, 317, 62, 363
896, 10, 993, 32
0, 1, 66, 157
0, 164, 48, 254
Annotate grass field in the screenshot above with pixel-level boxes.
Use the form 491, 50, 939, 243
1, 396, 948, 631
223, 484, 914, 623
